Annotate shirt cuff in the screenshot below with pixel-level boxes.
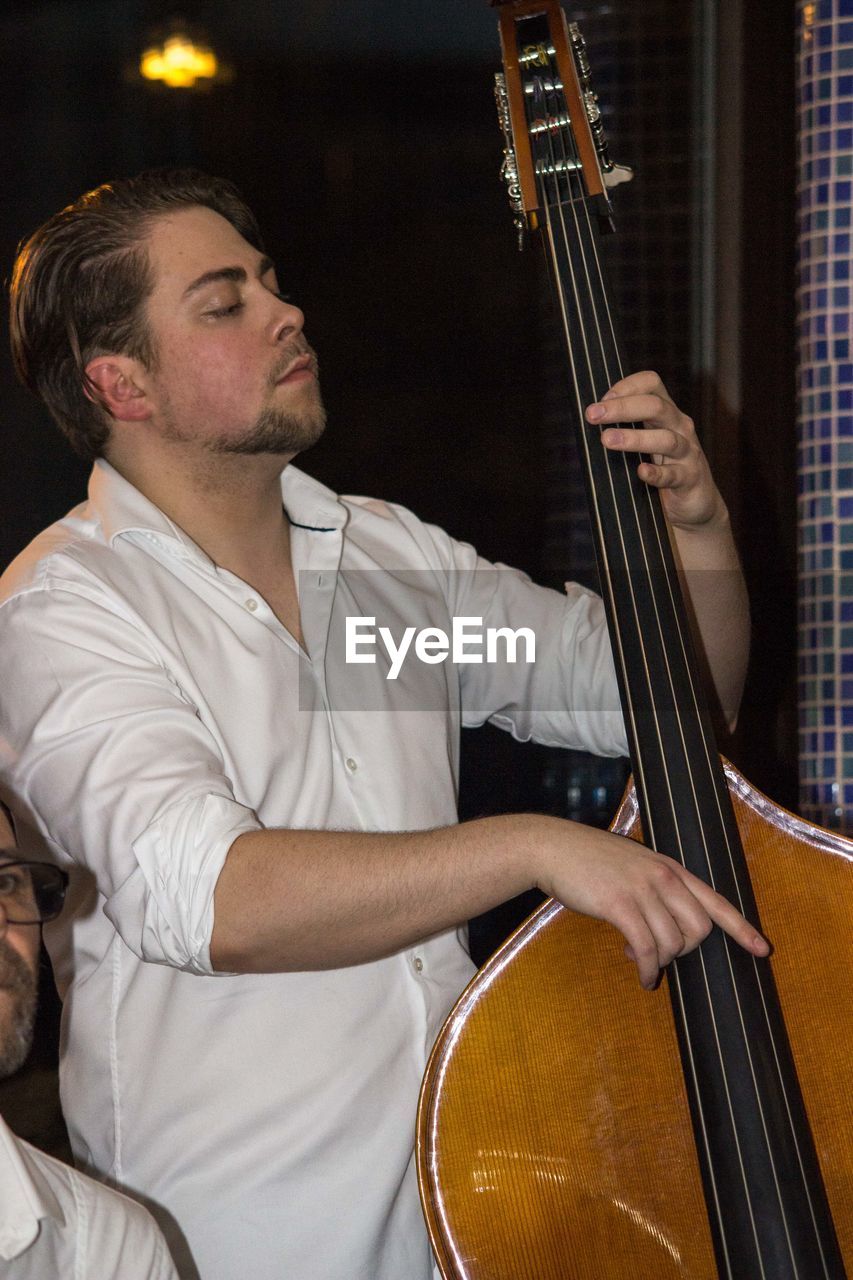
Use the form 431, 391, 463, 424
103, 794, 262, 975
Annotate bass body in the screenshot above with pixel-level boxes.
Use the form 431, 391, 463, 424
418, 761, 853, 1278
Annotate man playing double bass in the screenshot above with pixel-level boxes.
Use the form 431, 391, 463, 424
0, 170, 766, 1279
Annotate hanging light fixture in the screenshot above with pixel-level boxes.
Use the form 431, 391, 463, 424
140, 21, 224, 89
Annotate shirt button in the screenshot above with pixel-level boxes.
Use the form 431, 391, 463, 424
345, 757, 358, 773
413, 957, 424, 973
245, 598, 258, 612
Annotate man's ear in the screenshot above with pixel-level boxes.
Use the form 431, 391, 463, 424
84, 356, 152, 423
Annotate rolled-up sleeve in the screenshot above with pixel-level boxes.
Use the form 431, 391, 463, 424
0, 586, 261, 973
400, 515, 628, 756
460, 566, 628, 756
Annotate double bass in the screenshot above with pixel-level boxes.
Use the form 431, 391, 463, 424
417, 5, 853, 1276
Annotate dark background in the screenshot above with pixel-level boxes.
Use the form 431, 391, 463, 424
0, 0, 797, 1145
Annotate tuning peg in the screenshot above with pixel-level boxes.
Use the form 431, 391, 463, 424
604, 164, 634, 189
569, 23, 633, 187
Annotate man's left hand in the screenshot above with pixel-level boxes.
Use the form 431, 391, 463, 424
585, 370, 724, 531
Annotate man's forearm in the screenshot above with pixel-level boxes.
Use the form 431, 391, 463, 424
670, 504, 750, 731
210, 814, 768, 987
210, 818, 534, 972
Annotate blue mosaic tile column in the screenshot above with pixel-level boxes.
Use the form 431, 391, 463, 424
796, 0, 853, 828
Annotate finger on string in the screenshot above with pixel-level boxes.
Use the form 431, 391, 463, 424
654, 883, 714, 957
682, 873, 769, 956
588, 393, 673, 428
601, 426, 685, 457
637, 462, 684, 488
600, 370, 669, 401
638, 896, 690, 969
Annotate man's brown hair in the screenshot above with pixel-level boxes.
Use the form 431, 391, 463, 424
9, 170, 265, 461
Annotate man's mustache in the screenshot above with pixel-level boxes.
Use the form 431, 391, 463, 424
268, 343, 319, 388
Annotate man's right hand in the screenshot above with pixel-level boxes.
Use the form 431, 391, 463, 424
529, 816, 770, 989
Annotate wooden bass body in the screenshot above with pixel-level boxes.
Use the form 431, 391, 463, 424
418, 760, 853, 1279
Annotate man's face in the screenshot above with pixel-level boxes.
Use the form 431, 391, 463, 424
0, 813, 39, 1078
139, 205, 327, 458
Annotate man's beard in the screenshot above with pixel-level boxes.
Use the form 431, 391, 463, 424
160, 344, 328, 458
0, 940, 37, 1078
211, 399, 327, 457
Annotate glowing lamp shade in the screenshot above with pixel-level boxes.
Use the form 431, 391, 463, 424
140, 35, 219, 88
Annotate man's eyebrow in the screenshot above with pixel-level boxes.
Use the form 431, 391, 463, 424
182, 255, 276, 300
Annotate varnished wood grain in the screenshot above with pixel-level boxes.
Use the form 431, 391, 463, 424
417, 762, 853, 1278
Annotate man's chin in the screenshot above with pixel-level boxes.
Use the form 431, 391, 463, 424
213, 407, 327, 458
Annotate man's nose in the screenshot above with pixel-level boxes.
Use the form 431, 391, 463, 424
270, 295, 305, 344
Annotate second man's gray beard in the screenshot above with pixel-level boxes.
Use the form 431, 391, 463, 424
0, 942, 37, 1079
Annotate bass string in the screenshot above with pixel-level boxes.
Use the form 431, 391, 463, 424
544, 58, 832, 1274
526, 84, 751, 1276
542, 79, 721, 880
524, 84, 661, 852
527, 49, 823, 1275
531, 70, 729, 879
544, 70, 828, 1273
552, 87, 833, 1270
541, 85, 828, 1267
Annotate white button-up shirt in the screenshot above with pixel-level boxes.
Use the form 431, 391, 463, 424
0, 1113, 177, 1279
0, 460, 625, 1280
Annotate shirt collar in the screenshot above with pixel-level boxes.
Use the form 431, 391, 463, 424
0, 1115, 64, 1260
88, 458, 347, 567
281, 465, 348, 533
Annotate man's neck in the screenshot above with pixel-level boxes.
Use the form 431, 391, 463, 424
105, 442, 298, 582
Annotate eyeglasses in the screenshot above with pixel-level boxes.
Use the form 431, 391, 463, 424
0, 860, 69, 925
